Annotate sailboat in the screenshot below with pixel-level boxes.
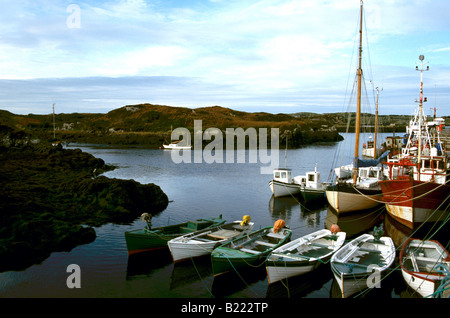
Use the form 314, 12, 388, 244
162, 125, 192, 150
325, 0, 385, 214
362, 88, 383, 158
379, 56, 449, 229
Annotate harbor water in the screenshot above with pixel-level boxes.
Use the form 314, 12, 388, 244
0, 133, 448, 298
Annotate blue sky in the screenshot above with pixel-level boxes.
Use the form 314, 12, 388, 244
0, 0, 449, 116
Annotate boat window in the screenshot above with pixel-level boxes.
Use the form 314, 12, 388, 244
308, 174, 315, 182
275, 172, 280, 178
281, 172, 286, 178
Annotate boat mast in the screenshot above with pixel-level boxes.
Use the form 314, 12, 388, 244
416, 55, 428, 166
353, 0, 363, 183
373, 87, 380, 159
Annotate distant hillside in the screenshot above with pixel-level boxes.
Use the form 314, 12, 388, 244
0, 104, 343, 148
1, 104, 447, 148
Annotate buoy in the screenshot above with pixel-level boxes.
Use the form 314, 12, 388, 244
241, 215, 251, 226
273, 219, 286, 233
330, 224, 341, 234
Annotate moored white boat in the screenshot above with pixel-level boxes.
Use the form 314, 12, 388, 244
266, 228, 346, 284
168, 216, 254, 262
269, 168, 301, 198
330, 232, 396, 298
399, 238, 450, 298
162, 142, 192, 150
298, 164, 328, 202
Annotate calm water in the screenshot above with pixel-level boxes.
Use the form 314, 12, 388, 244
0, 133, 446, 298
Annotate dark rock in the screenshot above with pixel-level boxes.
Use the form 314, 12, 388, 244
0, 143, 168, 272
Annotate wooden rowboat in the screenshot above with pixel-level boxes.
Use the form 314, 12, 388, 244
266, 229, 346, 284
168, 217, 255, 263
330, 233, 395, 298
400, 238, 450, 298
124, 214, 226, 255
211, 220, 292, 276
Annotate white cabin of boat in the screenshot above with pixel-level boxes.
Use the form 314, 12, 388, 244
296, 165, 323, 189
273, 168, 295, 184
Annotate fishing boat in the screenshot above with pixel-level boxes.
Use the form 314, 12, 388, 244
211, 220, 292, 276
269, 168, 301, 198
330, 230, 396, 298
326, 162, 387, 213
266, 227, 346, 284
298, 164, 328, 202
325, 0, 386, 214
168, 216, 255, 263
124, 214, 226, 255
379, 56, 450, 229
399, 238, 450, 298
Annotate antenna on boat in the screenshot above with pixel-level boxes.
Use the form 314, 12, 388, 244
415, 55, 429, 165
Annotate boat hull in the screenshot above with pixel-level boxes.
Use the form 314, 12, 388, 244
379, 178, 449, 229
325, 183, 382, 214
330, 234, 395, 298
124, 216, 226, 255
163, 144, 192, 150
266, 230, 346, 284
269, 180, 300, 198
211, 226, 292, 276
300, 187, 325, 202
168, 221, 255, 262
399, 238, 450, 298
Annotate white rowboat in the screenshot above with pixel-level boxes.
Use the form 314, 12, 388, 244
266, 229, 346, 284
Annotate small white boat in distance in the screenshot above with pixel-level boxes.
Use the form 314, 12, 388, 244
266, 228, 346, 284
269, 168, 301, 198
330, 232, 395, 298
400, 238, 450, 298
162, 140, 192, 150
168, 216, 254, 263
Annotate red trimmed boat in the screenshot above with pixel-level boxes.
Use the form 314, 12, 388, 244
379, 55, 449, 229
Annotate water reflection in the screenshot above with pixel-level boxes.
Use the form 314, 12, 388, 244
325, 206, 385, 239
266, 263, 332, 298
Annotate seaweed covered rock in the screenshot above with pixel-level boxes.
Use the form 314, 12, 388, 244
0, 143, 168, 272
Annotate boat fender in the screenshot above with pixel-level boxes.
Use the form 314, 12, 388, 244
330, 224, 341, 234
241, 215, 251, 226
273, 219, 286, 233
140, 213, 152, 228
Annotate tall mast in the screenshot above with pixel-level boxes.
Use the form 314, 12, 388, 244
353, 0, 363, 183
373, 87, 380, 159
416, 55, 429, 165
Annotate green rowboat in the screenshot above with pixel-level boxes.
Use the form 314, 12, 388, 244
211, 224, 292, 276
125, 214, 226, 255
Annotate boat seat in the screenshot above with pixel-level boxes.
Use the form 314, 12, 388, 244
240, 248, 260, 254
359, 247, 382, 254
255, 240, 276, 247
207, 229, 239, 240
309, 242, 330, 248
267, 232, 284, 239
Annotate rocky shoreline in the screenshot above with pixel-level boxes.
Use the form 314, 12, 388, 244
0, 143, 169, 272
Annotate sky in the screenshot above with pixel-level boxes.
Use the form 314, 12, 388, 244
0, 0, 449, 116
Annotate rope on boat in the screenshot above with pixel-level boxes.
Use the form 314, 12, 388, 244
350, 173, 450, 205
354, 197, 450, 298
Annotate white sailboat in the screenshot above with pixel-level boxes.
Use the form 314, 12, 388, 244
325, 0, 384, 214
162, 125, 192, 150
